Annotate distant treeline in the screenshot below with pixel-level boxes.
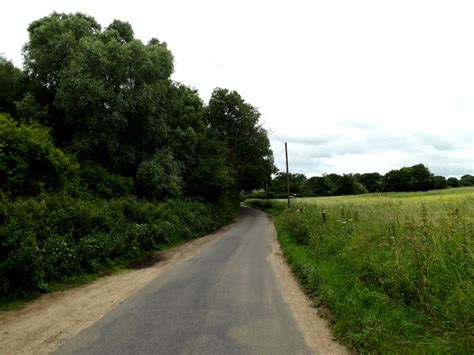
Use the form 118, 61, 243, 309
261, 164, 474, 198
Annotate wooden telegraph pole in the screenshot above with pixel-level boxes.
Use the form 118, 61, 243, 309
285, 142, 290, 208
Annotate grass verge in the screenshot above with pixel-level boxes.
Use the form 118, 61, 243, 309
246, 187, 474, 353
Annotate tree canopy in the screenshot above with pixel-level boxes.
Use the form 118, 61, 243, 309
1, 12, 275, 203
0, 56, 25, 116
206, 88, 275, 192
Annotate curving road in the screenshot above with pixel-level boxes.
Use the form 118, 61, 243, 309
57, 208, 313, 354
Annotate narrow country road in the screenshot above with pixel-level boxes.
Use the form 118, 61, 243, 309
57, 208, 313, 354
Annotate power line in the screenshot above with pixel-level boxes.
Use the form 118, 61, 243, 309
268, 127, 285, 144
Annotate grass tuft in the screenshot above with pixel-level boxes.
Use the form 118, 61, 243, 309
247, 187, 474, 353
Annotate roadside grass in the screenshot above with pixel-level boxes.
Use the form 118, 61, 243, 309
246, 187, 474, 353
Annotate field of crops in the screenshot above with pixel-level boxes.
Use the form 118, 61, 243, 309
248, 187, 474, 352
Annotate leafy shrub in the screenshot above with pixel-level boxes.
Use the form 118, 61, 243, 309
42, 235, 80, 279
135, 151, 182, 201
79, 161, 133, 199
0, 56, 25, 116
77, 233, 112, 272
0, 193, 237, 298
0, 228, 44, 296
0, 113, 79, 197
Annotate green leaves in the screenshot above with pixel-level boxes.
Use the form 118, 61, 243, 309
23, 12, 175, 174
0, 56, 26, 116
14, 12, 275, 204
24, 12, 101, 89
206, 88, 275, 192
0, 194, 238, 298
0, 113, 79, 197
135, 151, 182, 201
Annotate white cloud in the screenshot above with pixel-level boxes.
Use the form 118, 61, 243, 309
1, 0, 473, 177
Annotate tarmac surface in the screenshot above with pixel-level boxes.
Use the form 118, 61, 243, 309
57, 207, 313, 354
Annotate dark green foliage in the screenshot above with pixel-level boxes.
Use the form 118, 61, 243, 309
332, 174, 367, 195
269, 164, 463, 198
447, 177, 461, 187
432, 175, 447, 189
106, 20, 134, 43
270, 172, 310, 197
326, 173, 343, 189
54, 27, 174, 173
460, 174, 474, 186
24, 12, 101, 91
271, 172, 367, 197
306, 175, 334, 196
0, 227, 44, 296
23, 12, 174, 174
382, 167, 416, 191
18, 12, 272, 204
358, 172, 382, 192
181, 130, 235, 203
0, 113, 79, 197
164, 85, 236, 203
0, 194, 237, 298
79, 161, 133, 199
0, 12, 272, 302
206, 88, 275, 192
410, 163, 433, 190
383, 164, 433, 192
16, 93, 49, 124
21, 12, 102, 143
0, 56, 26, 116
241, 189, 275, 201
135, 151, 182, 201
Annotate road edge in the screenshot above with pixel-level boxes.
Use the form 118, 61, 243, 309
0, 219, 239, 354
264, 213, 350, 355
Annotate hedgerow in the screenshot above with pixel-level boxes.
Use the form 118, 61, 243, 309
0, 194, 237, 298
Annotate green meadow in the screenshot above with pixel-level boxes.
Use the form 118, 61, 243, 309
248, 187, 474, 353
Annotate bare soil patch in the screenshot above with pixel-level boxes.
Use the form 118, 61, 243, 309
265, 215, 350, 355
0, 225, 232, 354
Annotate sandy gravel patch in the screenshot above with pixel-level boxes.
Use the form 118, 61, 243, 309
0, 224, 233, 354
265, 215, 350, 355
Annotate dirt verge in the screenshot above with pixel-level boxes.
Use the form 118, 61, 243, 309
265, 215, 350, 355
0, 224, 233, 354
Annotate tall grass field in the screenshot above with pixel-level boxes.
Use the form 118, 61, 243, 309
247, 187, 473, 353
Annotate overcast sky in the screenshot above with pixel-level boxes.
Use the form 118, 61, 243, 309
1, 0, 473, 177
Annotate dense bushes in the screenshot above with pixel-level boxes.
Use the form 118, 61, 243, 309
0, 194, 237, 298
135, 151, 182, 201
79, 161, 133, 199
0, 114, 78, 197
0, 12, 273, 304
0, 56, 25, 115
0, 114, 135, 200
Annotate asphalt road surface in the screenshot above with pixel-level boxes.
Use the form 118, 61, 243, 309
57, 208, 313, 354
